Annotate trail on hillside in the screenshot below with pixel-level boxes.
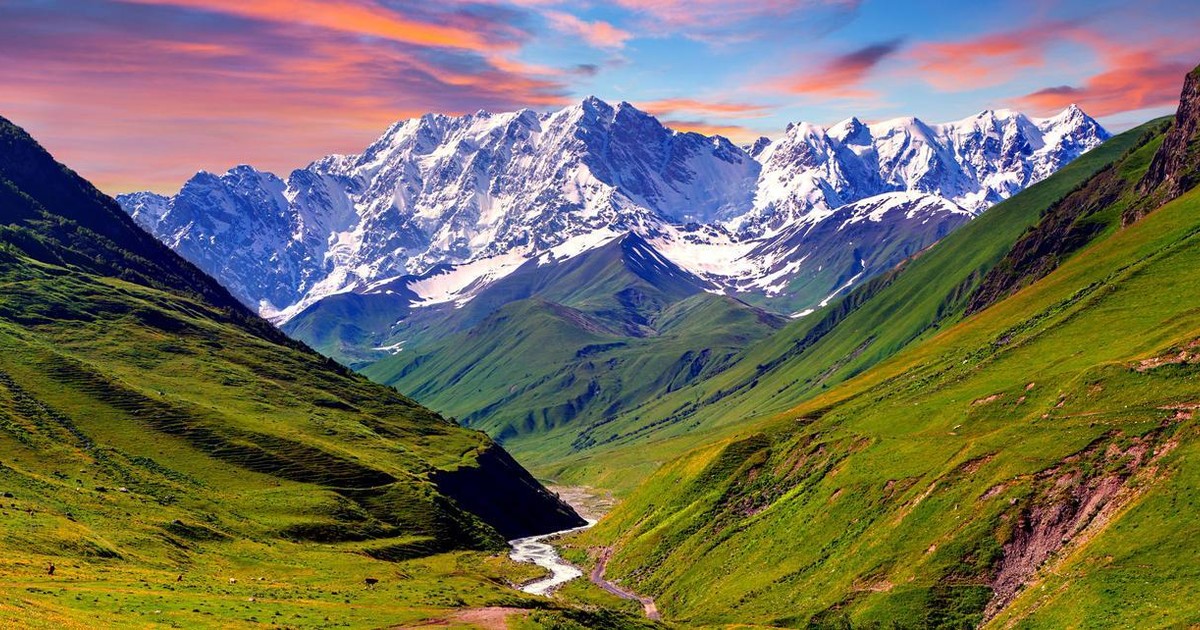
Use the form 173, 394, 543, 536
591, 547, 660, 621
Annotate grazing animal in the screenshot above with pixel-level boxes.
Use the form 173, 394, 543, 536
47, 563, 55, 576
364, 577, 379, 588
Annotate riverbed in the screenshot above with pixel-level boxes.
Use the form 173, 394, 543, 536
508, 485, 612, 595
508, 519, 596, 595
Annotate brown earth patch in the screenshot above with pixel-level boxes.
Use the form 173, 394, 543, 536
983, 430, 1179, 621
392, 607, 530, 629
973, 393, 1005, 406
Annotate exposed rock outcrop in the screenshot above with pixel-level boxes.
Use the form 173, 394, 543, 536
984, 430, 1176, 619
1126, 64, 1200, 223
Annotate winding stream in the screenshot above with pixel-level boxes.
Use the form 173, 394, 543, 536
508, 519, 596, 595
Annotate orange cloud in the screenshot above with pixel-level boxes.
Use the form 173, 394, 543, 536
121, 0, 516, 52
907, 22, 1076, 91
639, 98, 772, 118
661, 119, 758, 142
769, 39, 902, 98
544, 11, 631, 49
1015, 47, 1194, 117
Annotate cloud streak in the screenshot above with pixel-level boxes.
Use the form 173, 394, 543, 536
660, 119, 758, 142
0, 0, 570, 192
639, 98, 772, 118
120, 0, 526, 52
907, 21, 1077, 90
768, 39, 903, 98
544, 11, 631, 49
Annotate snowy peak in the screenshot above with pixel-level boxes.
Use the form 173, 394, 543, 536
118, 102, 1107, 323
738, 106, 1108, 234
829, 116, 870, 147
837, 190, 969, 227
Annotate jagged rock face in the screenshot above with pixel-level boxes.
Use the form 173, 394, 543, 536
1139, 66, 1200, 203
117, 99, 1106, 321
739, 107, 1109, 235
719, 192, 973, 315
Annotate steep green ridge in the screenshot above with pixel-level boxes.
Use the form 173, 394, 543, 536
362, 234, 786, 465
733, 193, 972, 317
584, 83, 1200, 627
0, 116, 594, 627
283, 231, 713, 366
281, 288, 416, 367
536, 119, 1167, 491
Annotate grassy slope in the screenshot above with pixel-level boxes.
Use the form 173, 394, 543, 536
734, 196, 971, 317
582, 119, 1200, 627
281, 289, 414, 367
0, 117, 621, 628
363, 236, 786, 468
538, 120, 1167, 492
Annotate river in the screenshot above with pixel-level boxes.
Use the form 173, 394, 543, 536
507, 518, 596, 595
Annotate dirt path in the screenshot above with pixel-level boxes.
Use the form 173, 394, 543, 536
590, 547, 660, 621
392, 606, 529, 629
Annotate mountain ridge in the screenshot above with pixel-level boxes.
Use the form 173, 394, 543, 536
117, 99, 1107, 324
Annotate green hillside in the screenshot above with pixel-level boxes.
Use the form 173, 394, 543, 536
581, 69, 1200, 627
536, 117, 1169, 491
281, 288, 416, 368
362, 234, 786, 465
307, 121, 1157, 487
0, 116, 620, 628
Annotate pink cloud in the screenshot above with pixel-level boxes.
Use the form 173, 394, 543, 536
612, 0, 861, 43
0, 1, 569, 193
121, 0, 527, 52
767, 39, 903, 98
614, 0, 856, 28
907, 22, 1077, 91
1015, 44, 1194, 117
544, 11, 631, 49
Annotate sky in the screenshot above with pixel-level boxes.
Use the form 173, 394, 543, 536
2, 0, 1199, 194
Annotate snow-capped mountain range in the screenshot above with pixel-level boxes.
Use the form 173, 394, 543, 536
118, 98, 1107, 322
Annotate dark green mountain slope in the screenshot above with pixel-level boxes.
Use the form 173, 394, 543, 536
281, 288, 416, 366
362, 234, 785, 466
0, 116, 587, 627
583, 66, 1200, 627
537, 117, 1168, 490
283, 231, 717, 365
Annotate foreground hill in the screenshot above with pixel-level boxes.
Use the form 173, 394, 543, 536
0, 117, 597, 627
582, 65, 1200, 627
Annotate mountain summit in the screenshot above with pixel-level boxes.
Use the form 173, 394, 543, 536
118, 99, 1107, 322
